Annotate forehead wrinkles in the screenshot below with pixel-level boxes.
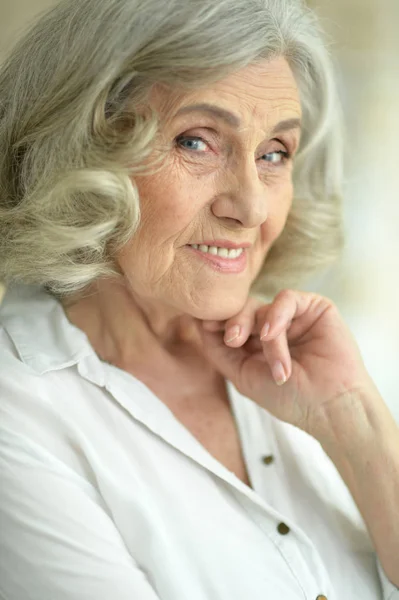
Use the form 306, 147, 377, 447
234, 99, 302, 136
219, 81, 301, 132
219, 59, 300, 104
149, 58, 301, 131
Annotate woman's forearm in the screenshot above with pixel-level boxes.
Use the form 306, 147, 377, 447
313, 387, 399, 587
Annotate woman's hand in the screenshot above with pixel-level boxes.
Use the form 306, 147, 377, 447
196, 290, 375, 439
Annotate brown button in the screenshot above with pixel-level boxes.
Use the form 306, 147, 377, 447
316, 596, 328, 600
262, 454, 274, 465
277, 522, 290, 535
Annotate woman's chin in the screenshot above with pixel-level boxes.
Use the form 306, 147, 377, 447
189, 294, 248, 322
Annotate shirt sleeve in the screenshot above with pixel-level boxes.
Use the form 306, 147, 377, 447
376, 556, 399, 600
0, 427, 161, 600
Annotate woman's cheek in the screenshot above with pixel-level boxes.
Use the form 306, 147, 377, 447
264, 177, 293, 224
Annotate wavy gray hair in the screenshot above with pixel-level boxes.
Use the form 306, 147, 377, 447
0, 0, 343, 301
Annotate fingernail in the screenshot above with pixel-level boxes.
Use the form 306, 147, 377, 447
224, 325, 241, 343
272, 361, 286, 386
260, 322, 270, 340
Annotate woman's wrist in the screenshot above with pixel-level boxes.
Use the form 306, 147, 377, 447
307, 378, 394, 449
311, 388, 399, 586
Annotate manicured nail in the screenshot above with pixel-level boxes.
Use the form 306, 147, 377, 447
260, 322, 270, 340
224, 325, 241, 343
272, 360, 286, 386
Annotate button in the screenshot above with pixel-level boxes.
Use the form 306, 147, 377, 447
261, 454, 274, 465
277, 522, 290, 535
316, 596, 328, 600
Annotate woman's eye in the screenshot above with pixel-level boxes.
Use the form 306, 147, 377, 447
261, 150, 290, 165
176, 136, 208, 152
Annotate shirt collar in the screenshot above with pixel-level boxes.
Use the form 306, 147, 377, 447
0, 283, 103, 380
0, 283, 280, 516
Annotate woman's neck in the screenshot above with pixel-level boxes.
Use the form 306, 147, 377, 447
61, 277, 210, 377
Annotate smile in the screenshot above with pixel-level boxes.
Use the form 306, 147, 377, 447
188, 244, 244, 259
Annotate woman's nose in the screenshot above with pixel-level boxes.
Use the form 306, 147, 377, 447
211, 160, 268, 228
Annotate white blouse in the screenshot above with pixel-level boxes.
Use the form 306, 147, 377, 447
0, 283, 398, 600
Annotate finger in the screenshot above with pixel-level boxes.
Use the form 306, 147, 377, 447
261, 329, 292, 385
259, 289, 312, 341
223, 296, 266, 347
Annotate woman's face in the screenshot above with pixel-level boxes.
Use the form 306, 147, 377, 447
118, 57, 302, 320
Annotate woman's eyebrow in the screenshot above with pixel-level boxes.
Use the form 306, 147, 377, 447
174, 103, 301, 134
271, 118, 302, 135
175, 103, 241, 127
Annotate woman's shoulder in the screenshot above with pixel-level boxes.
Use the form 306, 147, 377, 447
0, 325, 40, 400
0, 288, 101, 477
0, 321, 107, 496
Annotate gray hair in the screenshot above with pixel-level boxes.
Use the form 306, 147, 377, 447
0, 0, 343, 301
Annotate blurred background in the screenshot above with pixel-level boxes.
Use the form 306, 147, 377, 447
0, 0, 398, 420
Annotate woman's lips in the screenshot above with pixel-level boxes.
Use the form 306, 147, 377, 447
185, 245, 247, 273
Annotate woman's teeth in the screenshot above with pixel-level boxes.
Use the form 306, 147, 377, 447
189, 244, 244, 259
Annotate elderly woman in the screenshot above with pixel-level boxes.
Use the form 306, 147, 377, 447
0, 0, 398, 598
